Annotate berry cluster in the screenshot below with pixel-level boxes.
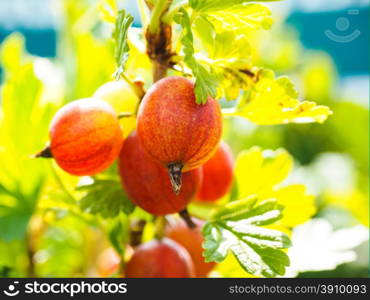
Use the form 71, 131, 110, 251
38, 76, 234, 277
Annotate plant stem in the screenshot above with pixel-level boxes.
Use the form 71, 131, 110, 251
120, 73, 145, 99
117, 112, 134, 119
34, 146, 53, 158
147, 0, 171, 34
152, 60, 169, 82
179, 208, 196, 229
162, 0, 186, 24
145, 0, 173, 82
26, 231, 36, 277
137, 0, 150, 28
50, 162, 76, 204
154, 216, 167, 240
130, 219, 146, 246
49, 163, 98, 226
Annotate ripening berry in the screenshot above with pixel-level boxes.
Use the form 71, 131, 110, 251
48, 98, 123, 175
137, 76, 222, 193
96, 247, 121, 277
125, 238, 195, 278
93, 80, 139, 137
118, 131, 202, 215
166, 217, 215, 277
197, 141, 234, 202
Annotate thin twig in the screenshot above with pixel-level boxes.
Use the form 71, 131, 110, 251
154, 216, 167, 239
179, 208, 196, 229
117, 112, 134, 119
120, 73, 145, 99
130, 220, 147, 246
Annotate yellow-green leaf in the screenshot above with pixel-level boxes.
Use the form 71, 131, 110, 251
0, 34, 56, 241
203, 198, 291, 277
234, 147, 316, 228
97, 0, 118, 23
271, 185, 316, 228
205, 4, 273, 33
235, 147, 293, 199
233, 69, 333, 125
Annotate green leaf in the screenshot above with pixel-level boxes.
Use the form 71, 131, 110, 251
0, 209, 31, 242
107, 218, 129, 256
174, 8, 218, 104
0, 266, 13, 277
230, 239, 289, 277
190, 0, 278, 13
108, 222, 124, 255
212, 196, 258, 221
0, 183, 19, 200
227, 220, 291, 248
192, 63, 218, 104
202, 4, 273, 33
186, 3, 275, 102
192, 26, 254, 101
210, 31, 251, 65
113, 9, 134, 79
192, 15, 215, 52
203, 198, 291, 277
202, 222, 233, 263
174, 7, 266, 103
0, 34, 54, 242
214, 197, 283, 225
232, 69, 332, 125
77, 179, 135, 218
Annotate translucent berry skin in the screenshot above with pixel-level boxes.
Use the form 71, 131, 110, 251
125, 238, 195, 278
166, 218, 216, 277
197, 141, 234, 202
93, 80, 139, 138
137, 76, 222, 171
49, 98, 123, 176
118, 131, 202, 215
96, 248, 121, 277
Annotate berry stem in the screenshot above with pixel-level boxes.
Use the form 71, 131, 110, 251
117, 112, 134, 119
162, 0, 184, 24
120, 73, 145, 99
154, 216, 167, 240
179, 208, 196, 229
167, 162, 183, 194
130, 219, 146, 247
26, 227, 36, 277
34, 146, 53, 158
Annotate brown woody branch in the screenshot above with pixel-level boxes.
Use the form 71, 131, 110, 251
145, 1, 174, 82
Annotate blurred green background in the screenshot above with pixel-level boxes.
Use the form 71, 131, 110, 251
0, 0, 368, 278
